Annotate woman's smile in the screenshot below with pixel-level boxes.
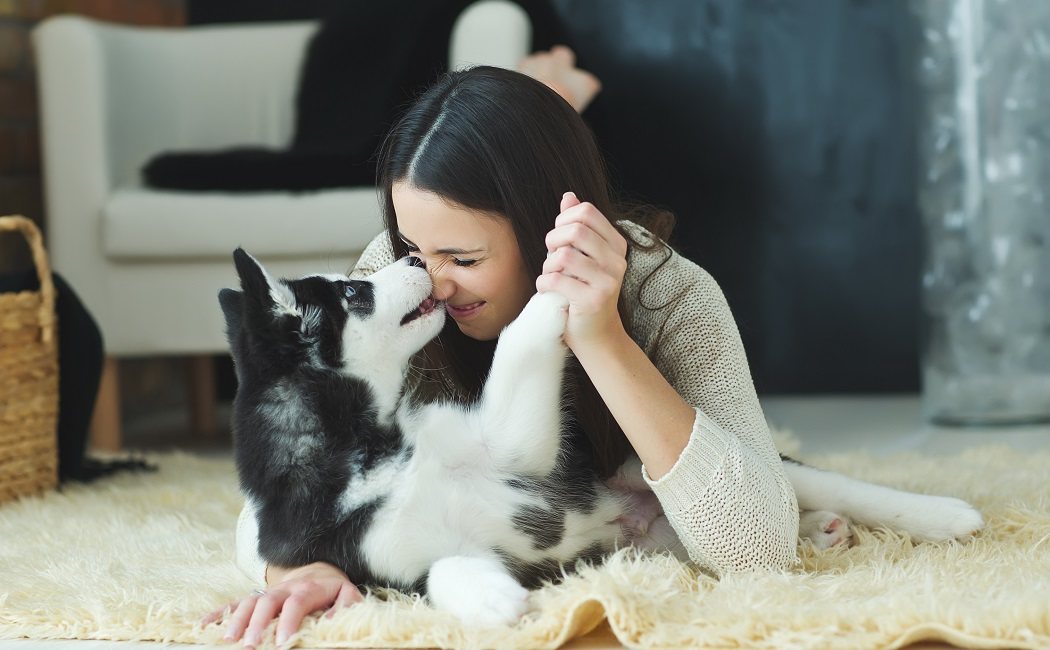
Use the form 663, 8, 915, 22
446, 300, 486, 320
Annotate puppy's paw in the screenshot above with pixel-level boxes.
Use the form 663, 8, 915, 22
799, 510, 854, 550
428, 556, 530, 627
506, 291, 569, 345
907, 496, 985, 542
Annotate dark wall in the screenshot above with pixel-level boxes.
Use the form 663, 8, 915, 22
556, 1, 923, 394
190, 0, 923, 394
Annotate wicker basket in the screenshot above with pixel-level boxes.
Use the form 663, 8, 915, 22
0, 215, 59, 504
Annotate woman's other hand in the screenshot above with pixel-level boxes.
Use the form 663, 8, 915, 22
200, 561, 363, 648
517, 45, 602, 113
537, 192, 629, 351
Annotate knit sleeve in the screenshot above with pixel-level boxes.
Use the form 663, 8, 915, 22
620, 223, 799, 577
235, 499, 267, 585
349, 230, 396, 279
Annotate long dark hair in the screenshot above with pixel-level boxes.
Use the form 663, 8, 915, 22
377, 66, 673, 478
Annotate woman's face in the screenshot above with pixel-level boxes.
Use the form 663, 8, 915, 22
392, 182, 534, 341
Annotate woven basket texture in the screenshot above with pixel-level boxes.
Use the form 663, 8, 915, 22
0, 215, 59, 504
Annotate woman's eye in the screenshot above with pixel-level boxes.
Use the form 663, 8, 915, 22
344, 283, 357, 299
452, 258, 478, 267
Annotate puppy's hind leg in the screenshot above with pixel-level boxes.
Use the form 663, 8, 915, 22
783, 459, 984, 542
799, 510, 854, 549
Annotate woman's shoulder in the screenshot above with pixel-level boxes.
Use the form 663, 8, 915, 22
616, 220, 722, 304
616, 221, 739, 361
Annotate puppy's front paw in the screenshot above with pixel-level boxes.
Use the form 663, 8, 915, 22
506, 291, 569, 345
428, 556, 530, 627
799, 510, 854, 550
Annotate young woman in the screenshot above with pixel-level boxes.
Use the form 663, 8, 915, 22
210, 54, 797, 648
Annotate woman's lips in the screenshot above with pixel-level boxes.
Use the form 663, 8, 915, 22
446, 301, 485, 319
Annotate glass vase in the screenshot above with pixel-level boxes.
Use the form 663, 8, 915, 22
916, 0, 1050, 425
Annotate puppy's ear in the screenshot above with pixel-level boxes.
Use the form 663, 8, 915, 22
218, 288, 246, 383
231, 248, 302, 334
233, 248, 275, 307
218, 288, 244, 343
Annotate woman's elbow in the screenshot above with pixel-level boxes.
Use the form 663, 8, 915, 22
770, 481, 800, 570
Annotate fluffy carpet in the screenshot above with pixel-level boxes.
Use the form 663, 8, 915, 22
1, 435, 1048, 649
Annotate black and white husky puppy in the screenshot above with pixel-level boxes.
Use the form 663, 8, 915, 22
219, 249, 983, 625
220, 249, 625, 626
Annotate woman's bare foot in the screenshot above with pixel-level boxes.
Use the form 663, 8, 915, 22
517, 45, 602, 113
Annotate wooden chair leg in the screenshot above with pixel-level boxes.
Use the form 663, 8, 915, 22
89, 357, 122, 452
188, 355, 217, 437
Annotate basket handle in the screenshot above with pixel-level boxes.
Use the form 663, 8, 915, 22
0, 215, 57, 346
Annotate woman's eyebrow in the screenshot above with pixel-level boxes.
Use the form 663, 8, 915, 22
398, 231, 484, 255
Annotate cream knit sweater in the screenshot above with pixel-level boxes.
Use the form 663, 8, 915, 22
235, 222, 799, 584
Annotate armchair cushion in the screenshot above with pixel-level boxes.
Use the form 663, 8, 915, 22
102, 187, 383, 260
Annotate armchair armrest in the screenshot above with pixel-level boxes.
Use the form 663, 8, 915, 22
450, 0, 531, 71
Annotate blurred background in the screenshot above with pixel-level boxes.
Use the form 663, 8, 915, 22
187, 0, 925, 396
2, 0, 1047, 454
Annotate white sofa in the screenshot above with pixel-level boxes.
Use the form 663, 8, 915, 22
32, 2, 530, 449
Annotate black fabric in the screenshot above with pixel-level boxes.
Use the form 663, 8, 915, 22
143, 149, 375, 192
0, 271, 156, 484
143, 0, 569, 193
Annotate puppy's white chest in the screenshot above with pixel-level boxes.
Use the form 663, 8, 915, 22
358, 452, 530, 584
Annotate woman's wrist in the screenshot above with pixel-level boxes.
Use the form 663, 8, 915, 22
568, 318, 632, 364
264, 563, 281, 586
266, 561, 349, 587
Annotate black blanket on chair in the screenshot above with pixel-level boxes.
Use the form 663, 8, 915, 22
142, 0, 566, 192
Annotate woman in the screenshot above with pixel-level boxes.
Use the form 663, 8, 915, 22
210, 52, 798, 648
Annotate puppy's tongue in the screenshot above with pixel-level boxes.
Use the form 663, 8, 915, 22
401, 295, 439, 325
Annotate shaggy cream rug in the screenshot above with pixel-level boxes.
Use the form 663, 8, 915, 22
1, 437, 1048, 650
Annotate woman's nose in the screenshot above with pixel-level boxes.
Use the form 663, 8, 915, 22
431, 273, 455, 301
428, 264, 457, 301
407, 255, 454, 300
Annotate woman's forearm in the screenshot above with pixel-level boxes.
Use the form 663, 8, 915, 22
572, 328, 696, 480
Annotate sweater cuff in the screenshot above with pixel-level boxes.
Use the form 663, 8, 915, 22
640, 407, 733, 514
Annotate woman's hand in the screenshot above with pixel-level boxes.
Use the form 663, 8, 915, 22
517, 45, 602, 113
537, 192, 629, 351
200, 561, 363, 648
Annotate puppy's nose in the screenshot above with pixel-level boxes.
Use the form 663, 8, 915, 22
407, 256, 426, 269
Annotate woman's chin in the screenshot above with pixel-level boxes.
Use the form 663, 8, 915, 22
456, 321, 499, 341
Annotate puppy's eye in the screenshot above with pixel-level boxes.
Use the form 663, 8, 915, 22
344, 283, 357, 299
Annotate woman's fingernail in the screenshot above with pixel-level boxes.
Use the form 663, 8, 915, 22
276, 632, 288, 644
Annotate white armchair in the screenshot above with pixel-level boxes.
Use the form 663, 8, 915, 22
32, 1, 530, 450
